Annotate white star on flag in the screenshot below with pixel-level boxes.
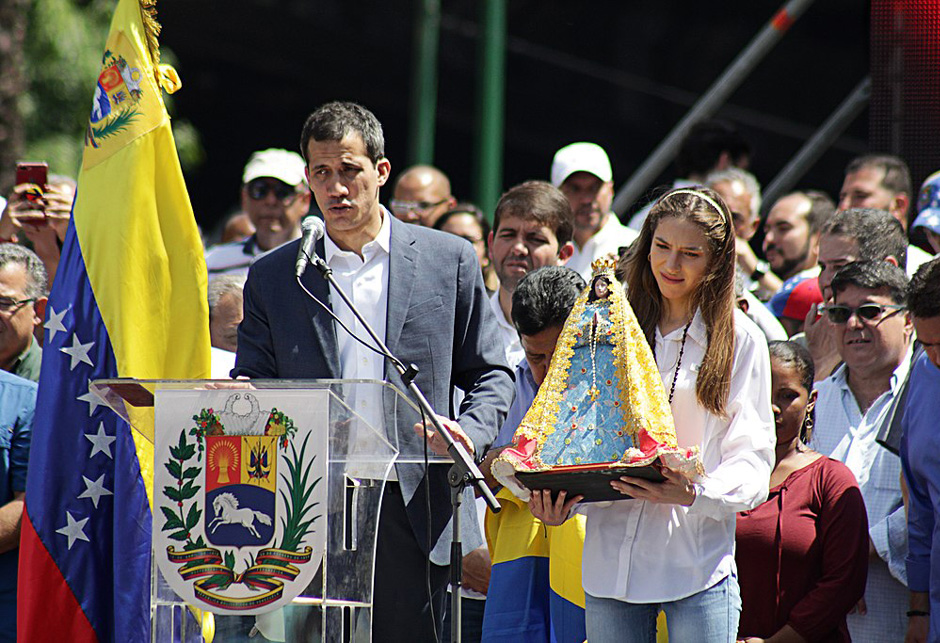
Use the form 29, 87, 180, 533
56, 511, 90, 550
77, 474, 113, 508
76, 380, 104, 416
60, 334, 95, 371
85, 422, 116, 460
44, 306, 68, 343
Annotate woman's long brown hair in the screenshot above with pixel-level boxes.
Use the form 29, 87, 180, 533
617, 187, 737, 417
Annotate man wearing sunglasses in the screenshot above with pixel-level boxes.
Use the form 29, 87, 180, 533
389, 164, 456, 227
205, 148, 311, 276
0, 245, 47, 382
812, 260, 913, 642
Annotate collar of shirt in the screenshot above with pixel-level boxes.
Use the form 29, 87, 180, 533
658, 307, 707, 349
830, 344, 914, 399
324, 207, 392, 268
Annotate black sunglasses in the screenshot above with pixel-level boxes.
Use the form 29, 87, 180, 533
824, 303, 906, 324
247, 179, 298, 201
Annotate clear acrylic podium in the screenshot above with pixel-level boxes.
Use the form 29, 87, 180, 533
92, 378, 451, 643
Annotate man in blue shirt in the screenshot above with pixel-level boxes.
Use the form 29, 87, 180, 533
0, 369, 38, 639
900, 257, 940, 643
480, 266, 586, 643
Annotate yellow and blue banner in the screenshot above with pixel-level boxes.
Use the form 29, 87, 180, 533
17, 0, 210, 639
483, 487, 587, 643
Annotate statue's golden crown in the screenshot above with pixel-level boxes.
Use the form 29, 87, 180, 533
590, 256, 617, 277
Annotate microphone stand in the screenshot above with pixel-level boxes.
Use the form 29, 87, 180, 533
304, 253, 500, 643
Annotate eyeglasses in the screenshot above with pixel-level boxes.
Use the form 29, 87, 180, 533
389, 198, 448, 215
246, 179, 299, 201
823, 303, 906, 324
0, 296, 35, 313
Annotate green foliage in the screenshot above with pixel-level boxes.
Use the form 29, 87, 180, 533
161, 429, 202, 546
20, 0, 204, 176
278, 433, 321, 552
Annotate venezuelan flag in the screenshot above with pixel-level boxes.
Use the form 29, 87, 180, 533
17, 0, 210, 640
482, 487, 587, 643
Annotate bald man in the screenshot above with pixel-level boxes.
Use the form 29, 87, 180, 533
390, 164, 457, 227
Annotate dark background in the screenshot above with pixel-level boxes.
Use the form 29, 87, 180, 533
157, 1, 871, 235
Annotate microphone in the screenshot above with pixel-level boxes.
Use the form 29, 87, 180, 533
295, 217, 325, 278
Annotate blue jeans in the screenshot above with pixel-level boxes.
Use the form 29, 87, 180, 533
585, 574, 741, 643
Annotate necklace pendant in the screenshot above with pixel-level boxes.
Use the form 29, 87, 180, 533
588, 385, 600, 401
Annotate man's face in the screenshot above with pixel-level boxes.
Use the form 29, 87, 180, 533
711, 179, 757, 240
817, 234, 859, 301
762, 194, 815, 280
559, 172, 613, 238
0, 263, 41, 369
209, 292, 243, 353
832, 285, 911, 377
391, 173, 453, 227
305, 133, 390, 238
241, 177, 307, 249
913, 315, 940, 369
520, 324, 564, 386
488, 214, 570, 293
839, 166, 907, 228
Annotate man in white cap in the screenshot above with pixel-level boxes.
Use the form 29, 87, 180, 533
552, 142, 637, 280
205, 148, 311, 276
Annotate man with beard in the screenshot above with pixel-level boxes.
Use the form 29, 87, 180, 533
551, 143, 636, 280
488, 181, 574, 368
762, 190, 835, 294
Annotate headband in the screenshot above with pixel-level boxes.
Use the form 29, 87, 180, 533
665, 188, 725, 217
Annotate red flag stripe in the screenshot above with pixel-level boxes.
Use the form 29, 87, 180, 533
17, 510, 98, 643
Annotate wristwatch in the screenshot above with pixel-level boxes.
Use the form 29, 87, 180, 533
750, 260, 770, 281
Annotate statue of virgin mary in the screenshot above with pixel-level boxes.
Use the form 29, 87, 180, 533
492, 257, 701, 501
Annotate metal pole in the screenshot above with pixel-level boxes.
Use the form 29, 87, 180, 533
407, 0, 441, 165
473, 0, 506, 220
761, 77, 871, 214
612, 0, 816, 216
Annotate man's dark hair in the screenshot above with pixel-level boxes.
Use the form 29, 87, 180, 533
511, 266, 585, 336
846, 154, 912, 199
0, 244, 47, 299
821, 208, 908, 268
299, 101, 385, 164
908, 257, 940, 319
493, 181, 574, 248
831, 261, 909, 306
795, 190, 836, 235
675, 120, 750, 179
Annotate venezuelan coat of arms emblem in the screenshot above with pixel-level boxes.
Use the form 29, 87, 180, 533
154, 390, 328, 613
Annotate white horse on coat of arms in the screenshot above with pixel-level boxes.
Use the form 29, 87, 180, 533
207, 492, 272, 538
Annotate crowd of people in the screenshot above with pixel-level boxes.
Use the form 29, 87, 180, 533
1, 102, 940, 643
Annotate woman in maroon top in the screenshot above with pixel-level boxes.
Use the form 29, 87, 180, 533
736, 341, 868, 642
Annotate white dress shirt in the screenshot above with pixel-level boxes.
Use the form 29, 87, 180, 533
812, 353, 912, 640
566, 214, 639, 280
325, 209, 392, 476
488, 290, 525, 369
579, 309, 775, 603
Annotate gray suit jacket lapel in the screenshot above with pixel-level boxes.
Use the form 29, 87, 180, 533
385, 218, 418, 358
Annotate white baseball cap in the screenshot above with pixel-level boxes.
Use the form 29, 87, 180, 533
242, 149, 307, 187
551, 142, 613, 187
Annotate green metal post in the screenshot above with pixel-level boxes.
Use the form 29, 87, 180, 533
473, 0, 506, 221
408, 0, 441, 166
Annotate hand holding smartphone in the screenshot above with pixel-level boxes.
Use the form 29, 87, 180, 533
13, 162, 49, 226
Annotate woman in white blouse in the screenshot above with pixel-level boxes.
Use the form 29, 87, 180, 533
530, 187, 775, 643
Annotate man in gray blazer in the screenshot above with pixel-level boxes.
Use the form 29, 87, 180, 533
234, 101, 513, 641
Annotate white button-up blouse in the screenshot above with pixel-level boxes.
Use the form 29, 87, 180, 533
579, 308, 775, 603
